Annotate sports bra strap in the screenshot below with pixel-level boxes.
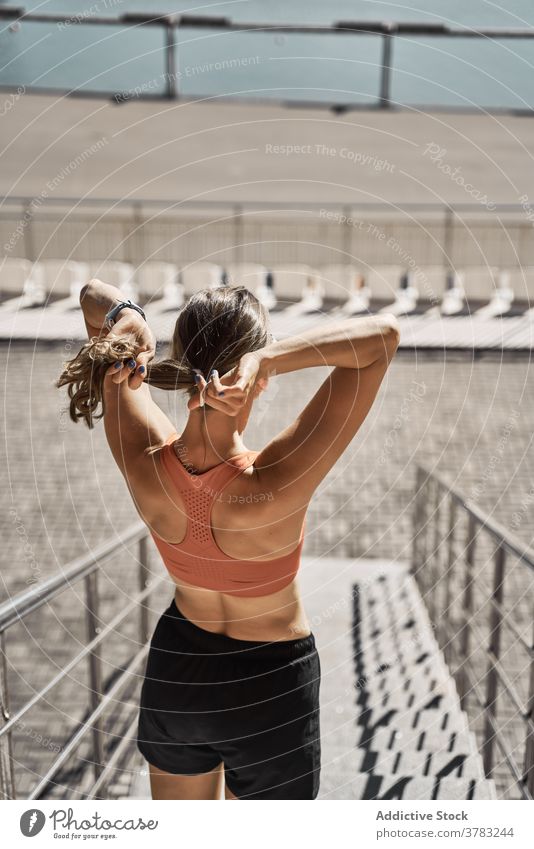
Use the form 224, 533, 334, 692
160, 434, 260, 548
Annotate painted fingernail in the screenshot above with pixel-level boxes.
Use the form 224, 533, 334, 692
114, 361, 122, 369
218, 391, 225, 396
127, 358, 136, 369
194, 374, 201, 383
138, 365, 145, 374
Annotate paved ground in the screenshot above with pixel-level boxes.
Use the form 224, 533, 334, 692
5, 94, 534, 207
1, 341, 532, 798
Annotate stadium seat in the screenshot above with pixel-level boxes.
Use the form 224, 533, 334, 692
0, 259, 46, 309
504, 267, 534, 305
0, 258, 33, 300
88, 261, 138, 301
272, 266, 325, 313
318, 265, 361, 302
271, 265, 318, 301
340, 271, 372, 315
475, 269, 515, 317
365, 265, 405, 301
414, 266, 448, 303
441, 270, 467, 315
459, 266, 499, 302
136, 262, 183, 308
225, 263, 276, 309
180, 263, 223, 296
380, 270, 419, 315
41, 260, 89, 305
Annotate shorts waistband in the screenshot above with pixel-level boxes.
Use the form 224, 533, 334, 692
161, 598, 316, 661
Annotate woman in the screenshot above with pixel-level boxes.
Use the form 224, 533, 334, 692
57, 279, 399, 800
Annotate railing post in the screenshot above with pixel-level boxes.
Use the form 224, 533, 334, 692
482, 543, 505, 777
379, 30, 394, 108
525, 617, 534, 796
442, 496, 457, 663
0, 632, 15, 799
139, 536, 150, 643
85, 572, 104, 780
459, 513, 476, 709
430, 478, 442, 624
411, 466, 424, 578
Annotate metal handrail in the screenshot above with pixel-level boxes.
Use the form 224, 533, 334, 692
0, 523, 148, 631
0, 522, 162, 800
1, 12, 534, 115
412, 464, 534, 799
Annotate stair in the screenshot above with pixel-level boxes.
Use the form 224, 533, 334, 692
349, 567, 497, 800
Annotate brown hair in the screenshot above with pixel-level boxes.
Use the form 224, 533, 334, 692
56, 285, 271, 428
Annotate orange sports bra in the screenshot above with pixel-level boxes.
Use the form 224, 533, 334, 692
150, 432, 305, 597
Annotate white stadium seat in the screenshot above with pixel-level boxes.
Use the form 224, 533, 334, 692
0, 258, 33, 297
136, 262, 182, 307
41, 260, 89, 302
413, 266, 448, 302
475, 269, 515, 317
0, 259, 46, 308
271, 265, 317, 301
180, 263, 223, 296
459, 267, 499, 301
88, 261, 138, 301
225, 263, 277, 309
380, 270, 419, 315
365, 265, 404, 300
318, 265, 363, 302
505, 267, 534, 303
441, 270, 467, 315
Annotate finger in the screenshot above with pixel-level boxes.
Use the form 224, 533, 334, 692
128, 350, 152, 390
209, 369, 225, 397
110, 356, 136, 385
128, 362, 146, 390
196, 377, 241, 414
194, 373, 208, 408
110, 360, 128, 384
105, 362, 124, 383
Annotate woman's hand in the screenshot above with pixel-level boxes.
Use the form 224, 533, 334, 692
187, 351, 268, 414
107, 311, 156, 390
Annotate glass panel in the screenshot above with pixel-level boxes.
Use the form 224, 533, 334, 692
173, 29, 382, 105
392, 36, 534, 110
0, 20, 167, 95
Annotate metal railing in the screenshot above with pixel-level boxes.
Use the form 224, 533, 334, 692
0, 522, 163, 800
412, 465, 534, 799
0, 11, 534, 115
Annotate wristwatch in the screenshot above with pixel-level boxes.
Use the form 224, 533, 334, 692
104, 299, 146, 331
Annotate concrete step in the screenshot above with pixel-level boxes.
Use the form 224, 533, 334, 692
357, 695, 469, 732
354, 747, 485, 780
358, 678, 459, 712
356, 667, 452, 699
352, 772, 497, 800
365, 726, 479, 756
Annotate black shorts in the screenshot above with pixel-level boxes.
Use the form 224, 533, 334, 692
137, 598, 321, 799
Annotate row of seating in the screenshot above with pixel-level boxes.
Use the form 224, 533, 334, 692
0, 258, 532, 317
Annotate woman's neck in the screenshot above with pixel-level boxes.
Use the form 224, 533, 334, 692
179, 409, 248, 464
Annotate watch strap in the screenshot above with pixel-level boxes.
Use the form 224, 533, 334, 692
105, 299, 146, 330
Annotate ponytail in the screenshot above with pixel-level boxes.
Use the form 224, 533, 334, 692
55, 334, 196, 429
